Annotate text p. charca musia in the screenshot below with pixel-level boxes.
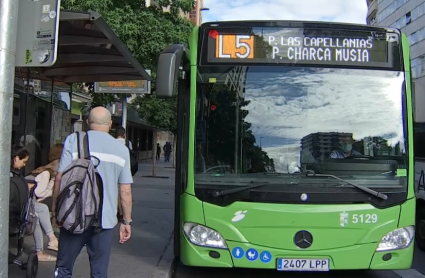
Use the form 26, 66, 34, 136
266, 36, 373, 62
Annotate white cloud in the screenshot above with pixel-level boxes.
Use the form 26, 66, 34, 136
264, 143, 301, 174
242, 68, 405, 173
202, 0, 367, 24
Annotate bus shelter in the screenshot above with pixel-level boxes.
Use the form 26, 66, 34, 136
14, 10, 153, 173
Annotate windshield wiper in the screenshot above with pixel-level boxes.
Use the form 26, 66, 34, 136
212, 182, 270, 197
306, 173, 388, 200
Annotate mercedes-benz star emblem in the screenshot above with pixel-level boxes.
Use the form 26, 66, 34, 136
294, 230, 313, 249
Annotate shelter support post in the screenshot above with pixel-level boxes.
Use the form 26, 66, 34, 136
0, 0, 20, 277
49, 78, 54, 146
122, 95, 127, 129
22, 70, 30, 146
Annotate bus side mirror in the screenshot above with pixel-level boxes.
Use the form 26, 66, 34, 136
156, 44, 188, 98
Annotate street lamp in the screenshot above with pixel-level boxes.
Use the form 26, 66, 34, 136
198, 7, 209, 25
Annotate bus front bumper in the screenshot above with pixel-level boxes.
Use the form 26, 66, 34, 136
180, 236, 414, 270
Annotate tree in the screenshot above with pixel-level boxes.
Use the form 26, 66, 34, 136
62, 0, 194, 173
62, 0, 194, 71
201, 82, 276, 174
130, 94, 177, 134
62, 0, 194, 107
130, 94, 177, 175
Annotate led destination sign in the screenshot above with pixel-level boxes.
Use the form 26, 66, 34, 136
204, 27, 399, 68
267, 36, 372, 62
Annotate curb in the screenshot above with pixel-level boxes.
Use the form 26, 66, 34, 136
152, 234, 175, 278
393, 269, 425, 278
167, 256, 178, 278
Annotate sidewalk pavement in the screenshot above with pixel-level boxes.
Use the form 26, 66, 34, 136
9, 159, 176, 278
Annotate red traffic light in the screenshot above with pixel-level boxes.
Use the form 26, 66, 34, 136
209, 30, 218, 39
210, 104, 217, 111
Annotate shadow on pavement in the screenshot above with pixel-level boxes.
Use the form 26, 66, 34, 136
173, 260, 400, 278
9, 160, 176, 278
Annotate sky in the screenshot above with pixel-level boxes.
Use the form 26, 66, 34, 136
202, 0, 368, 24
241, 68, 405, 173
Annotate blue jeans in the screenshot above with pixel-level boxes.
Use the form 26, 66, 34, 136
165, 152, 170, 161
54, 227, 114, 278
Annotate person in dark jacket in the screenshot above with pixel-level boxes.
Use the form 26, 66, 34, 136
163, 142, 172, 162
10, 146, 30, 223
10, 145, 58, 262
156, 143, 161, 160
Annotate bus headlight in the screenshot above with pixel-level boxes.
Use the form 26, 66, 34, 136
183, 223, 228, 249
376, 226, 415, 251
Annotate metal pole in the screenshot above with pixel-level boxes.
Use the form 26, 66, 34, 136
122, 95, 127, 129
234, 98, 239, 174
49, 78, 54, 147
22, 70, 30, 146
0, 0, 20, 277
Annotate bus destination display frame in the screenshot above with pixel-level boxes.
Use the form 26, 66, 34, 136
200, 24, 402, 70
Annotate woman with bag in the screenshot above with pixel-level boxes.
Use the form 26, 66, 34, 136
11, 146, 58, 262
30, 143, 63, 210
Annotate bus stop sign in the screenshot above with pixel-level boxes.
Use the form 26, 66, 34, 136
15, 0, 61, 67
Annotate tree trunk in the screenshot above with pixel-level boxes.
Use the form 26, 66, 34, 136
172, 133, 177, 168
152, 128, 157, 176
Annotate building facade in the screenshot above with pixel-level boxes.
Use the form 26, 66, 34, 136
150, 0, 204, 25
300, 132, 353, 164
367, 0, 425, 123
189, 0, 204, 26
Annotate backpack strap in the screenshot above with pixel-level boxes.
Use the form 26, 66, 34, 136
76, 131, 90, 159
83, 132, 90, 159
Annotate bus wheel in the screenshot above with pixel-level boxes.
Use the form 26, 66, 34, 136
416, 206, 425, 251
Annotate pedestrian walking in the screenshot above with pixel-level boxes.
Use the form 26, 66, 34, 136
156, 143, 161, 160
163, 142, 172, 162
51, 107, 133, 278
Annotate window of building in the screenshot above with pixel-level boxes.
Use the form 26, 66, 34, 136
388, 1, 425, 29
409, 31, 418, 45
412, 56, 424, 78
406, 11, 412, 25
396, 0, 406, 9
419, 28, 425, 42
378, 0, 408, 22
412, 56, 425, 79
368, 15, 376, 25
411, 2, 425, 21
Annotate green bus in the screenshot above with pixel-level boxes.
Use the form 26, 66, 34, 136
156, 21, 415, 271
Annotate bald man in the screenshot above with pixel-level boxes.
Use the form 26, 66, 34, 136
52, 107, 133, 278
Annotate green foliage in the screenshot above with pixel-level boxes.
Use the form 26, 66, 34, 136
199, 83, 276, 173
62, 0, 193, 128
73, 83, 120, 108
62, 0, 194, 70
130, 94, 177, 133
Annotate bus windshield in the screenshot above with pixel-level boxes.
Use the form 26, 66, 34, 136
194, 66, 407, 194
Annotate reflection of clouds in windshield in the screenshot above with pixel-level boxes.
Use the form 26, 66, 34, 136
264, 144, 300, 173
244, 68, 405, 172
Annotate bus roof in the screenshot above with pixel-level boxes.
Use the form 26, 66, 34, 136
200, 20, 400, 34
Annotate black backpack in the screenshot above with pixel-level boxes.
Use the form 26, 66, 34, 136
126, 140, 138, 176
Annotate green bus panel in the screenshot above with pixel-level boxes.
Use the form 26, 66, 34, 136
179, 195, 415, 269
176, 23, 415, 271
